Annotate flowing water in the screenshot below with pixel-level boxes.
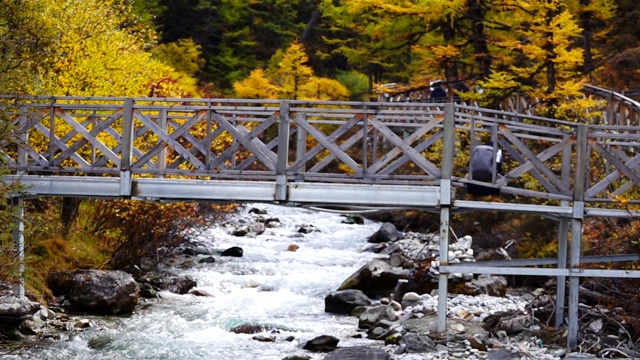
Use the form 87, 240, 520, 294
8, 203, 387, 360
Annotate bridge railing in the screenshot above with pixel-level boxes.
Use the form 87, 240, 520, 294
1, 96, 638, 205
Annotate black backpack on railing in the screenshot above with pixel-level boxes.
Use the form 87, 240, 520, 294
466, 144, 501, 196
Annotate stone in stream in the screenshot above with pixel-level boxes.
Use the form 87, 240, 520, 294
47, 269, 139, 315
303, 335, 339, 352
324, 289, 372, 315
220, 246, 243, 257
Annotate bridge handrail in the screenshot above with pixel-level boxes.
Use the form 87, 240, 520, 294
0, 96, 638, 206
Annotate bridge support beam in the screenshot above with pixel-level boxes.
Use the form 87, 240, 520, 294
567, 125, 587, 350
276, 102, 290, 202
12, 196, 25, 299
556, 135, 572, 328
437, 104, 455, 333
555, 216, 569, 327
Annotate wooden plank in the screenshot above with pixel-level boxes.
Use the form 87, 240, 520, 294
307, 127, 369, 173
497, 137, 572, 186
212, 112, 277, 171
288, 113, 365, 172
586, 149, 640, 198
52, 108, 121, 167
208, 114, 278, 170
132, 111, 207, 170
368, 117, 441, 177
367, 115, 443, 174
291, 113, 362, 174
132, 111, 208, 170
499, 124, 571, 196
379, 132, 443, 176
588, 141, 640, 194
51, 111, 123, 168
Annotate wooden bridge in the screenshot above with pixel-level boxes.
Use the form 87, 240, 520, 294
1, 90, 639, 350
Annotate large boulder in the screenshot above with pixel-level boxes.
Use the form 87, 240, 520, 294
338, 259, 410, 298
368, 222, 402, 243
0, 295, 39, 325
324, 289, 372, 315
48, 269, 139, 315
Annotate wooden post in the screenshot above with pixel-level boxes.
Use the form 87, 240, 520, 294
296, 114, 307, 175
276, 101, 290, 201
437, 103, 455, 332
120, 98, 134, 196
568, 125, 587, 350
48, 100, 55, 166
158, 109, 167, 178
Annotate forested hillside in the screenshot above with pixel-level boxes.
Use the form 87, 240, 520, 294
0, 0, 639, 304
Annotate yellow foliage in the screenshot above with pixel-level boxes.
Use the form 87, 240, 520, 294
23, 0, 199, 98
234, 68, 282, 99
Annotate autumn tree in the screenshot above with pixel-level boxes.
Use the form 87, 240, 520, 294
234, 40, 349, 101
0, 0, 56, 94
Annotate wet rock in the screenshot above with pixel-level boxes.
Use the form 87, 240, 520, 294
324, 289, 372, 315
157, 276, 197, 294
248, 207, 268, 215
338, 259, 409, 298
303, 335, 339, 352
188, 288, 214, 297
230, 323, 288, 334
264, 218, 281, 228
48, 269, 139, 315
341, 214, 365, 225
182, 245, 211, 256
358, 305, 398, 329
88, 335, 113, 350
368, 222, 402, 243
0, 295, 39, 325
323, 346, 389, 360
221, 246, 243, 257
198, 256, 216, 264
297, 224, 320, 234
139, 284, 158, 299
253, 335, 276, 342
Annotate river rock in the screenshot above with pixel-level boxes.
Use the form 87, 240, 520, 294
0, 295, 39, 325
397, 332, 436, 354
462, 274, 508, 297
337, 259, 389, 289
323, 346, 389, 360
303, 335, 339, 352
48, 269, 139, 315
340, 214, 364, 225
221, 246, 243, 257
358, 305, 398, 329
157, 275, 197, 294
324, 289, 372, 315
368, 222, 402, 243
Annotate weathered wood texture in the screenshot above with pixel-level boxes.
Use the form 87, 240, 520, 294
0, 96, 638, 205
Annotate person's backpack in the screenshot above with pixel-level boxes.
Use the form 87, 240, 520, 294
466, 145, 500, 196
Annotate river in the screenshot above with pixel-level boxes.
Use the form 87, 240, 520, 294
7, 203, 389, 360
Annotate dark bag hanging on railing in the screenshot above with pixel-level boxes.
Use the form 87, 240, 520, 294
466, 144, 501, 196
